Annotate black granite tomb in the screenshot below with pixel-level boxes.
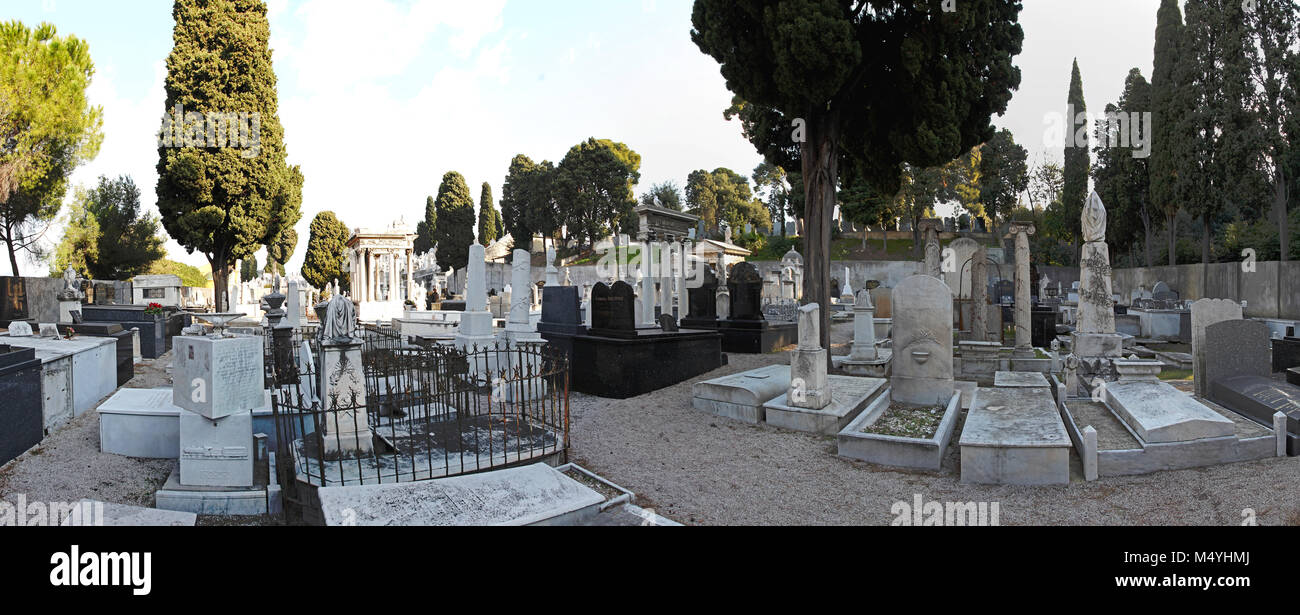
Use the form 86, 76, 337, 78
1204, 319, 1298, 455
710, 262, 797, 354
679, 265, 719, 329
570, 282, 724, 398
1289, 367, 1300, 387
1272, 336, 1300, 373
439, 300, 466, 312
0, 344, 43, 465
78, 305, 176, 358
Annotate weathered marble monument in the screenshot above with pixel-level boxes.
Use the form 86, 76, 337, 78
1070, 192, 1122, 363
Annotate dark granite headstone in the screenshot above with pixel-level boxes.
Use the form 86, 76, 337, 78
1031, 309, 1057, 348
591, 281, 635, 332
439, 300, 466, 312
0, 276, 31, 324
659, 313, 679, 332
0, 344, 43, 466
1289, 367, 1300, 387
685, 265, 718, 322
1272, 336, 1300, 373
726, 262, 764, 321
1204, 319, 1271, 390
540, 286, 580, 326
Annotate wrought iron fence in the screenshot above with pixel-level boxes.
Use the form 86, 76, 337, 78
267, 323, 570, 493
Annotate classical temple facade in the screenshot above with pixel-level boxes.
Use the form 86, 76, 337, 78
347, 220, 419, 322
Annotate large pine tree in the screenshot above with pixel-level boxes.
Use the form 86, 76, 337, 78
431, 172, 476, 270
155, 0, 302, 310
1246, 0, 1300, 262
691, 0, 1023, 353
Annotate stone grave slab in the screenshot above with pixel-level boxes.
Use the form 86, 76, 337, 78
317, 462, 605, 526
691, 363, 790, 424
59, 499, 197, 527
99, 387, 276, 458
1209, 375, 1300, 455
959, 386, 1071, 485
762, 375, 886, 435
1104, 380, 1234, 443
994, 371, 1050, 388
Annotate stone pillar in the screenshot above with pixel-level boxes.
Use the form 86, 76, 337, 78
918, 218, 944, 280
505, 249, 533, 333
788, 303, 831, 410
971, 244, 988, 342
406, 249, 414, 302
1007, 221, 1036, 358
677, 240, 689, 318
638, 266, 655, 327
658, 243, 672, 318
1070, 192, 1123, 361
848, 290, 877, 361
319, 339, 373, 456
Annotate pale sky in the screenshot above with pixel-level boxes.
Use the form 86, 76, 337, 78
2, 0, 1174, 277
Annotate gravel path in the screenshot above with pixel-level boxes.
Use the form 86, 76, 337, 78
568, 322, 1300, 526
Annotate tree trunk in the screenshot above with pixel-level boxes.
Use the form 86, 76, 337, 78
1276, 170, 1290, 262
209, 251, 230, 312
1142, 209, 1153, 267
1167, 212, 1177, 266
881, 225, 888, 253
3, 234, 18, 277
799, 109, 840, 362
1201, 212, 1211, 265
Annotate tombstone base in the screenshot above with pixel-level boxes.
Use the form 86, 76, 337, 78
1070, 332, 1123, 359
762, 375, 886, 435
179, 410, 254, 488
832, 349, 893, 378
714, 319, 798, 354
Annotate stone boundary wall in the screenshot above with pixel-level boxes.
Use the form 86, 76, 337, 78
1112, 261, 1300, 320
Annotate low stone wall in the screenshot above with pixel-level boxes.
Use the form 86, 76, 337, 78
1112, 260, 1300, 320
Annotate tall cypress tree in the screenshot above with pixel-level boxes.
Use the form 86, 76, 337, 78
301, 210, 350, 292
155, 0, 302, 311
477, 182, 499, 246
1182, 0, 1268, 264
414, 195, 436, 254
1061, 58, 1089, 260
1246, 0, 1300, 262
1151, 0, 1188, 265
432, 172, 476, 270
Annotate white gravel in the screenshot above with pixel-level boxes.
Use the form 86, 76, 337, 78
567, 322, 1300, 526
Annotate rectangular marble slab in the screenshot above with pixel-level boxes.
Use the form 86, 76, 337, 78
317, 463, 605, 526
960, 386, 1070, 448
994, 371, 1050, 388
1105, 380, 1235, 443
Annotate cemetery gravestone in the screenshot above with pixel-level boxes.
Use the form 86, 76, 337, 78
1190, 298, 1243, 398
727, 262, 764, 321
891, 275, 954, 405
1204, 319, 1299, 455
590, 281, 636, 334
